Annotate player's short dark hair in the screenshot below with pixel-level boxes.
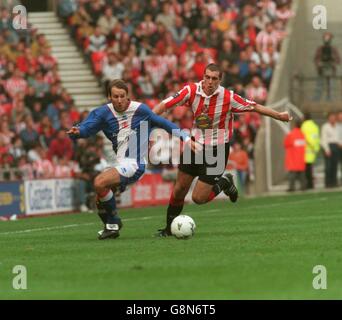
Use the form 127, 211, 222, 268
204, 63, 222, 78
107, 79, 128, 96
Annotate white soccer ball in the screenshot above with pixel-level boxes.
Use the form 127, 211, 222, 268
171, 215, 196, 239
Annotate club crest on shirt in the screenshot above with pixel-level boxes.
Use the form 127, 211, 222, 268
195, 114, 212, 129
120, 120, 129, 129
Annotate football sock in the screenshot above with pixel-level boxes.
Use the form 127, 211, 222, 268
208, 176, 231, 202
96, 200, 107, 224
97, 189, 121, 225
166, 193, 185, 230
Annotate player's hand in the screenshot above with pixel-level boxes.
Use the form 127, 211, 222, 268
67, 127, 80, 136
278, 111, 292, 122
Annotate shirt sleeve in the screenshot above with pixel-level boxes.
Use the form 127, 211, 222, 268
162, 85, 191, 110
78, 107, 104, 139
230, 92, 257, 113
139, 104, 190, 142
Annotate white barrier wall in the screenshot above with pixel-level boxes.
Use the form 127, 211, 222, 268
24, 179, 80, 215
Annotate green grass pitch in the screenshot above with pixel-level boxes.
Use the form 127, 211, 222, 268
0, 191, 341, 299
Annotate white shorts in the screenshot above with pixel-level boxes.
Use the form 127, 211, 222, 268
114, 158, 139, 178
104, 158, 145, 192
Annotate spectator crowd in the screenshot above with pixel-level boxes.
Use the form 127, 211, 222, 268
59, 0, 294, 193
0, 2, 104, 188
1, 0, 296, 196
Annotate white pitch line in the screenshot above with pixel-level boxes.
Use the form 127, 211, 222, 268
0, 196, 335, 236
0, 216, 156, 236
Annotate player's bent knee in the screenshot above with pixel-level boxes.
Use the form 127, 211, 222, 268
94, 175, 107, 192
192, 194, 207, 205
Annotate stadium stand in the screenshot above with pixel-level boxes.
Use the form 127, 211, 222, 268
57, 0, 293, 186
0, 0, 304, 215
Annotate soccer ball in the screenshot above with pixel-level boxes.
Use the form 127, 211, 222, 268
171, 215, 196, 239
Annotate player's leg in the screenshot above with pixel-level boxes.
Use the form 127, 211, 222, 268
192, 142, 238, 203
191, 180, 214, 204
191, 171, 238, 204
94, 168, 123, 239
95, 159, 145, 240
157, 169, 195, 236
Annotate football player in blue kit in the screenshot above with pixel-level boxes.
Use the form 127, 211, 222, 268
67, 79, 199, 240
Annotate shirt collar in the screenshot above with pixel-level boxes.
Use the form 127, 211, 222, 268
197, 81, 221, 98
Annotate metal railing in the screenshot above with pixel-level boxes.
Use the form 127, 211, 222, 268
264, 98, 304, 192
0, 168, 23, 181
290, 75, 342, 106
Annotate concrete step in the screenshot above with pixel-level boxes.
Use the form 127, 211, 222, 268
52, 46, 78, 53
35, 28, 67, 35
45, 34, 70, 41
59, 69, 93, 76
55, 57, 85, 64
75, 97, 106, 104
32, 22, 64, 29
75, 100, 107, 109
73, 94, 105, 101
60, 74, 97, 82
53, 51, 82, 58
28, 12, 56, 18
29, 16, 59, 24
58, 63, 89, 71
67, 87, 103, 94
28, 11, 107, 115
48, 39, 74, 47
62, 81, 101, 88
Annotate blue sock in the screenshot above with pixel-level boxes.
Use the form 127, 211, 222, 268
100, 195, 121, 224
96, 203, 107, 224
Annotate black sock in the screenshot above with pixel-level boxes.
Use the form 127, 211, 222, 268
166, 205, 184, 231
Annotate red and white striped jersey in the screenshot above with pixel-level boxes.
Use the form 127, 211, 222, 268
162, 81, 256, 145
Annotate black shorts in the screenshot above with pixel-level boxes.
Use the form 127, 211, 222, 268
179, 142, 230, 185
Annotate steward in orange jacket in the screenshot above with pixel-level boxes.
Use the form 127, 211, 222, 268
284, 126, 306, 171
284, 121, 306, 191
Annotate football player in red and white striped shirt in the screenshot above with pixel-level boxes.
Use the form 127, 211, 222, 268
153, 63, 291, 236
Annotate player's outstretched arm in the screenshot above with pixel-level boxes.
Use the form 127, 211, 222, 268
148, 108, 202, 153
153, 85, 191, 116
253, 104, 292, 122
153, 102, 167, 115
67, 126, 80, 138
67, 107, 104, 140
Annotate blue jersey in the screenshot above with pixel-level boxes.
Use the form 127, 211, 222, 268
75, 101, 189, 165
